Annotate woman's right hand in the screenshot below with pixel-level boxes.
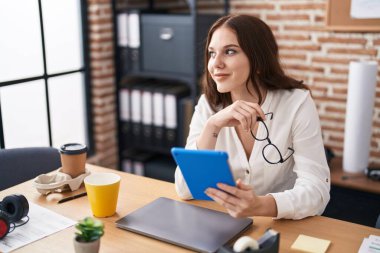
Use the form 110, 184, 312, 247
208, 100, 266, 132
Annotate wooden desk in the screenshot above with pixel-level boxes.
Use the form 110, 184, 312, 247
1, 164, 379, 253
330, 158, 380, 194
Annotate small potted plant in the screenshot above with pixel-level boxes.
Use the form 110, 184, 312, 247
73, 217, 104, 253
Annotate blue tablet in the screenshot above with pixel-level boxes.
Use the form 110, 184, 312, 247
171, 147, 236, 200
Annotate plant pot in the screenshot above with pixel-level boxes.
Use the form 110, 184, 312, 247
73, 237, 100, 253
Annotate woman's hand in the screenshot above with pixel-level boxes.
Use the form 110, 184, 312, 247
205, 179, 278, 218
208, 100, 266, 132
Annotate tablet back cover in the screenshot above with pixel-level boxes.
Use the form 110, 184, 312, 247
171, 148, 235, 200
116, 197, 253, 253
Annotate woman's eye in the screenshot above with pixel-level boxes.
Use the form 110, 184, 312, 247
208, 51, 216, 57
226, 49, 236, 55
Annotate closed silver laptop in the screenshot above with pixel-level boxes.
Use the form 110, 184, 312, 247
116, 197, 253, 253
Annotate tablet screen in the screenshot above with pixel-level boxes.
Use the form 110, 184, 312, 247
171, 148, 236, 200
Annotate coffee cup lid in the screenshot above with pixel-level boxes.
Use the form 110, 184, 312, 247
60, 143, 87, 155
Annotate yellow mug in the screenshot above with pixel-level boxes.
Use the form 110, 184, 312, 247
84, 172, 121, 217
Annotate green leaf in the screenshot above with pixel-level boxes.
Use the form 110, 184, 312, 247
75, 217, 104, 242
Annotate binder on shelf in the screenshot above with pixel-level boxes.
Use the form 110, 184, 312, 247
133, 152, 155, 176
121, 149, 137, 174
119, 85, 133, 148
144, 155, 177, 183
141, 84, 154, 147
117, 13, 128, 47
127, 11, 140, 72
117, 13, 129, 74
118, 47, 130, 76
152, 85, 169, 148
120, 121, 132, 151
131, 84, 143, 146
119, 86, 131, 122
177, 97, 194, 147
164, 85, 190, 148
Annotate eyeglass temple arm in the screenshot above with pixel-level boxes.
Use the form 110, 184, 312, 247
282, 147, 295, 162
257, 112, 274, 121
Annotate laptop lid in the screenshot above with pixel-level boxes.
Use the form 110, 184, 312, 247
116, 197, 253, 253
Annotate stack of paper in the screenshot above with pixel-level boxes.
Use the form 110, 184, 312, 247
358, 235, 380, 253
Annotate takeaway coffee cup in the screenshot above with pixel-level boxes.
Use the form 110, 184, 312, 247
84, 173, 121, 217
60, 143, 87, 178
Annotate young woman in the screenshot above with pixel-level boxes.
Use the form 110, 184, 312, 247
174, 14, 330, 220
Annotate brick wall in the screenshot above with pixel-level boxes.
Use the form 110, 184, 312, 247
87, 0, 380, 168
87, 0, 118, 169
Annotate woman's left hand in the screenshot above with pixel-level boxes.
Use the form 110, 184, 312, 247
205, 179, 259, 218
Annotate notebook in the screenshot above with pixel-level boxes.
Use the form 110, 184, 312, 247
171, 147, 235, 200
116, 197, 253, 253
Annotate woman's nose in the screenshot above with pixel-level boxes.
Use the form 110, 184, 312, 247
212, 54, 224, 69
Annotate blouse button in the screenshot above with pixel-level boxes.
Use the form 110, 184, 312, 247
245, 169, 250, 174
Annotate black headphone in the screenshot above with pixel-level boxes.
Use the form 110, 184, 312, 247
0, 194, 29, 239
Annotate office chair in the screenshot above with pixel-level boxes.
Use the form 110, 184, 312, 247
0, 147, 61, 190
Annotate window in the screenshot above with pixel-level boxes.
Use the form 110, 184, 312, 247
0, 0, 92, 151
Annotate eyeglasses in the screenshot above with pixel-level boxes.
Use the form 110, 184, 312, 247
250, 112, 294, 165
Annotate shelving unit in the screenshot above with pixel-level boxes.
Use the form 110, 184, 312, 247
113, 0, 228, 182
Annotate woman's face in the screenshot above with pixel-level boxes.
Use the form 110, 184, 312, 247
207, 26, 251, 94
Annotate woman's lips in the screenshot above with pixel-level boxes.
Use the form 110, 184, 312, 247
213, 73, 230, 80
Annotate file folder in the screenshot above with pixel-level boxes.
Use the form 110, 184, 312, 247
152, 85, 168, 148
164, 85, 190, 148
119, 85, 132, 148
131, 85, 143, 146
141, 84, 154, 147
133, 151, 154, 176
117, 13, 128, 47
119, 87, 131, 122
127, 11, 140, 72
121, 149, 137, 174
177, 97, 194, 147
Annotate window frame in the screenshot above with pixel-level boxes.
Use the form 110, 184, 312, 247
0, 0, 94, 155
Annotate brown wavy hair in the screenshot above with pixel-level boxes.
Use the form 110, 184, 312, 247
203, 14, 309, 111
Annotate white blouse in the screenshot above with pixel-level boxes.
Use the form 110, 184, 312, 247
174, 89, 330, 220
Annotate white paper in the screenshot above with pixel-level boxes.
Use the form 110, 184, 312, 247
343, 61, 377, 173
369, 235, 380, 243
351, 0, 380, 19
0, 203, 76, 253
117, 13, 128, 47
358, 235, 380, 253
128, 13, 140, 48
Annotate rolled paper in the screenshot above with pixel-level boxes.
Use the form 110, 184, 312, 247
343, 61, 377, 173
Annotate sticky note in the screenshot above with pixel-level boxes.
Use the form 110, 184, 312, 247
291, 234, 331, 253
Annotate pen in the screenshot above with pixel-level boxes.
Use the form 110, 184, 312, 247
58, 192, 87, 204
